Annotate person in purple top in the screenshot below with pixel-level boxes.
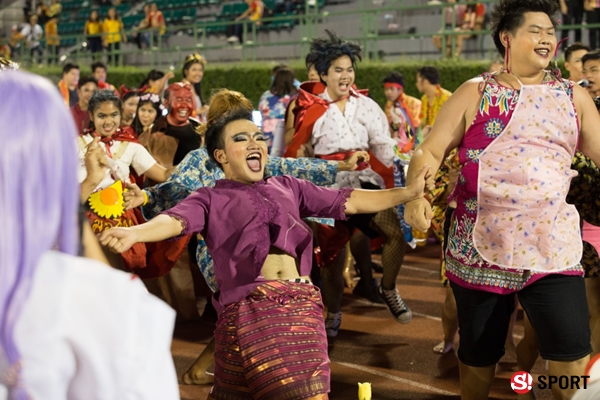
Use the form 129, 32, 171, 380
100, 109, 430, 400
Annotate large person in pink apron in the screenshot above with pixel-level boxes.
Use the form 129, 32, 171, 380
405, 0, 600, 398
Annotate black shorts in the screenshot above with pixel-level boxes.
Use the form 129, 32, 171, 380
451, 274, 591, 366
342, 181, 382, 239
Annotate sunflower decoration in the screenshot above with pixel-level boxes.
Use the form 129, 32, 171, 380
88, 181, 125, 219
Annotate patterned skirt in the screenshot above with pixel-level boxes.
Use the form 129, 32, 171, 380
210, 280, 330, 400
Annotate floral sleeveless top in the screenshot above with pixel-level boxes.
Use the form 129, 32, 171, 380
445, 72, 584, 294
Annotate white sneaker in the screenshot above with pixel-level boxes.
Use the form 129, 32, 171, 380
227, 35, 239, 43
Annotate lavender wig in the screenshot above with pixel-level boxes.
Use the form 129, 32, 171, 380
0, 71, 79, 398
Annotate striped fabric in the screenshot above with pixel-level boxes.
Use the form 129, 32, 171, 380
210, 280, 330, 400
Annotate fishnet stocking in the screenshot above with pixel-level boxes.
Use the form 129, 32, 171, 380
372, 207, 406, 290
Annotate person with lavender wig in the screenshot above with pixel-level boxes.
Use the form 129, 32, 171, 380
0, 71, 179, 400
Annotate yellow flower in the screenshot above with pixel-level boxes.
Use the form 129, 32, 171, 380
88, 180, 125, 219
358, 382, 371, 400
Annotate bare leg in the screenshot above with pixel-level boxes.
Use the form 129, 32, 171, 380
586, 277, 600, 355
434, 286, 458, 354
458, 362, 496, 400
182, 337, 216, 385
548, 356, 590, 400
342, 242, 354, 288
432, 35, 443, 51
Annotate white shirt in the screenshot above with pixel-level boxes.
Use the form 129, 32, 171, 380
78, 135, 157, 190
311, 88, 397, 189
20, 23, 43, 48
0, 251, 179, 400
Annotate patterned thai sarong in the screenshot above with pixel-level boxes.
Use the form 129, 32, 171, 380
210, 280, 330, 400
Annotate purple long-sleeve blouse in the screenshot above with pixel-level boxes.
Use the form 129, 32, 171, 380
162, 175, 353, 311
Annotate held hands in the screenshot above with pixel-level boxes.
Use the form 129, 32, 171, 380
390, 107, 404, 126
405, 165, 434, 232
123, 183, 145, 210
84, 137, 109, 187
98, 227, 138, 254
342, 151, 370, 171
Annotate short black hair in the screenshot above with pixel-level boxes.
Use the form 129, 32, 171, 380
582, 50, 600, 66
205, 109, 254, 167
417, 66, 439, 85
308, 30, 362, 85
91, 61, 107, 73
78, 75, 98, 89
490, 0, 559, 56
565, 42, 591, 62
62, 63, 79, 75
88, 89, 122, 116
383, 71, 404, 87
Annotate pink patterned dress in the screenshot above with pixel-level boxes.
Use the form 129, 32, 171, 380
445, 72, 584, 294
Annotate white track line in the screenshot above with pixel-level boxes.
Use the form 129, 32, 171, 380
337, 361, 459, 396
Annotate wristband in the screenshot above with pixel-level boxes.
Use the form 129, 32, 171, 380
142, 191, 149, 206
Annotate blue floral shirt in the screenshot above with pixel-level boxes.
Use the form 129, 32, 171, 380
142, 147, 338, 292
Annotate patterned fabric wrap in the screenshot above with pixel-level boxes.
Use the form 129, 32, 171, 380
86, 208, 147, 269
392, 154, 415, 248
445, 73, 584, 294
567, 151, 600, 277
258, 90, 297, 153
210, 280, 330, 400
141, 148, 338, 292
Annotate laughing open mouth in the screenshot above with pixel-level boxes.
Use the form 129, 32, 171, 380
246, 152, 262, 172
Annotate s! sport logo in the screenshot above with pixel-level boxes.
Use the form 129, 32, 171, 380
511, 371, 591, 393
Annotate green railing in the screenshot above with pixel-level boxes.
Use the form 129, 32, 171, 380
7, 0, 592, 68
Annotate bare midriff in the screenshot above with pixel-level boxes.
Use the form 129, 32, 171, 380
261, 246, 311, 282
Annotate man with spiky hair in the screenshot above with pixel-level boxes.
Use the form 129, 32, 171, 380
286, 30, 419, 337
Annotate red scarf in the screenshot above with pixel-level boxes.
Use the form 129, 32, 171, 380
284, 82, 368, 158
91, 127, 139, 157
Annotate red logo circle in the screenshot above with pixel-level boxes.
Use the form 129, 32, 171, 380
510, 371, 533, 394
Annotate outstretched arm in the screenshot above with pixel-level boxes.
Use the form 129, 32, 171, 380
344, 166, 430, 215
98, 214, 183, 253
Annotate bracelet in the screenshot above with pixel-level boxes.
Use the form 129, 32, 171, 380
142, 191, 149, 206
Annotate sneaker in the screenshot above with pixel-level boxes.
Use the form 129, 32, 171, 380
378, 285, 412, 323
325, 311, 342, 337
227, 35, 239, 43
353, 278, 384, 304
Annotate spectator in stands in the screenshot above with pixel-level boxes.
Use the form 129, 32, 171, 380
46, 0, 62, 19
20, 14, 43, 63
274, 0, 295, 14
454, 2, 486, 55
58, 63, 80, 108
34, 1, 48, 25
560, 0, 584, 49
0, 39, 10, 59
227, 0, 264, 44
181, 53, 208, 121
383, 71, 421, 145
91, 61, 118, 93
148, 3, 166, 46
84, 10, 103, 60
587, 0, 600, 49
45, 15, 59, 65
416, 66, 452, 129
259, 66, 298, 156
565, 42, 590, 84
102, 7, 127, 65
8, 25, 24, 59
432, 0, 466, 58
132, 5, 151, 49
70, 76, 98, 134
